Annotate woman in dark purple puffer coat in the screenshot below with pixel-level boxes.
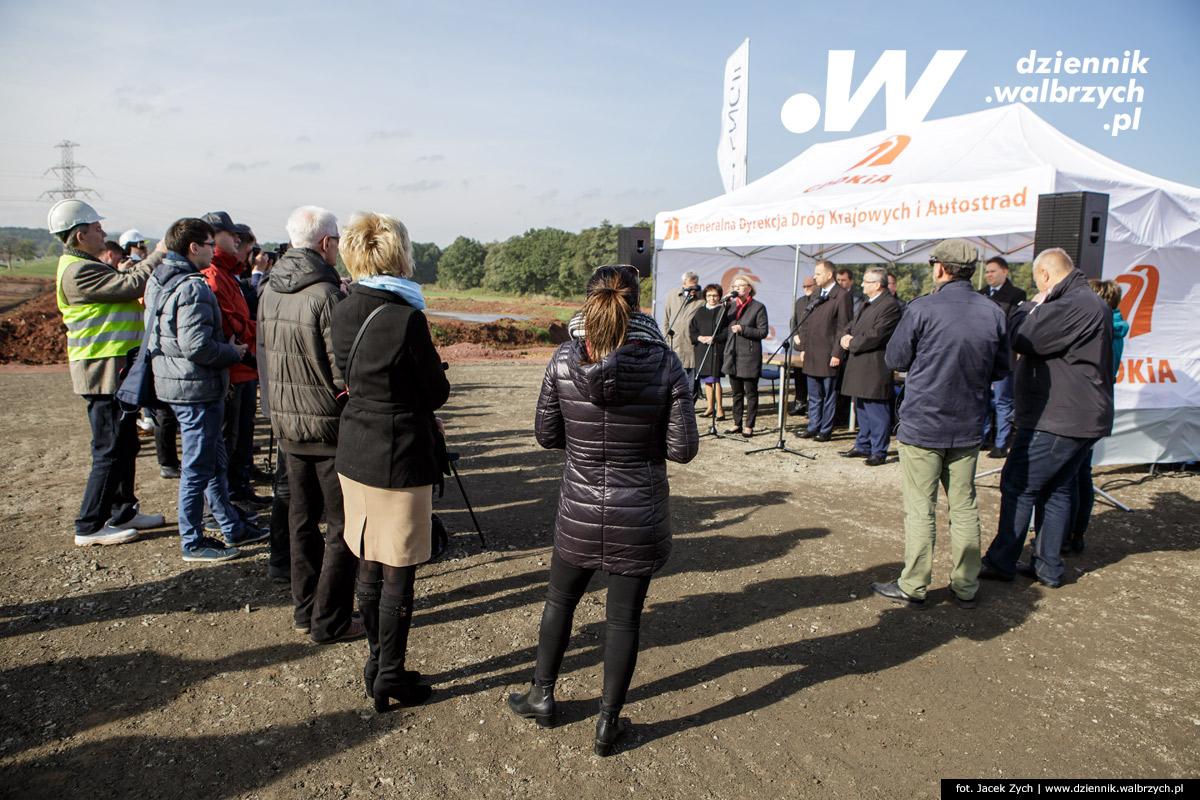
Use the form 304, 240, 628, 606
508, 265, 699, 756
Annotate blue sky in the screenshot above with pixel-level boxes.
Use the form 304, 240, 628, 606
1, 0, 1196, 246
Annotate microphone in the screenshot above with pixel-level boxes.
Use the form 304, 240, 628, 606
722, 291, 739, 303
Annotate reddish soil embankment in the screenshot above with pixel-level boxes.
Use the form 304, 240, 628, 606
0, 285, 572, 367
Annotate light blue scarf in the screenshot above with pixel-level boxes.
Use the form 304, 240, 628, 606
356, 274, 426, 310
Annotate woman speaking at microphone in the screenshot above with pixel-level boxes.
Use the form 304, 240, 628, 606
722, 275, 769, 438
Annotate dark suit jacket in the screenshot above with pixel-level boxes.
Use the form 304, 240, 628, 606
979, 279, 1027, 319
841, 292, 903, 400
795, 283, 852, 378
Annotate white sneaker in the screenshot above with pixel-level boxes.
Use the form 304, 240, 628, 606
110, 512, 166, 530
136, 416, 155, 432
75, 525, 140, 546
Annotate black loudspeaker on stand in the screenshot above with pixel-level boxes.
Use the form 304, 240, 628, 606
618, 227, 653, 278
1033, 192, 1108, 280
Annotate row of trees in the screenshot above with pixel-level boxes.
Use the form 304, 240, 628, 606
407, 221, 640, 299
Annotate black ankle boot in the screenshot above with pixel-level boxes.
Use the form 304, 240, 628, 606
594, 709, 622, 756
356, 580, 382, 699
507, 682, 556, 728
373, 595, 431, 712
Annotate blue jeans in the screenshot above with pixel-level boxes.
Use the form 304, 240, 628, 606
806, 376, 837, 435
983, 428, 1096, 585
853, 398, 891, 457
983, 373, 1015, 447
172, 400, 244, 551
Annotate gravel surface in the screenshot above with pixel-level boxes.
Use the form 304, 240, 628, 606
1, 362, 1197, 799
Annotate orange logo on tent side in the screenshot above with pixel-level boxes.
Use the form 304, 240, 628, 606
721, 269, 762, 294
846, 135, 911, 171
663, 217, 681, 241
1115, 264, 1158, 338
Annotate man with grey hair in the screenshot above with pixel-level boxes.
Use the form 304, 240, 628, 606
662, 270, 702, 387
870, 239, 1007, 610
838, 267, 902, 466
980, 248, 1114, 589
259, 205, 362, 643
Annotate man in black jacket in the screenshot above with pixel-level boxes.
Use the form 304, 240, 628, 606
870, 239, 1007, 610
979, 256, 1027, 457
838, 267, 902, 466
795, 261, 852, 441
980, 248, 1114, 589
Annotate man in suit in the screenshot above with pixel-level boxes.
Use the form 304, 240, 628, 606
979, 256, 1027, 458
788, 276, 817, 416
794, 260, 852, 442
838, 268, 903, 466
837, 268, 868, 318
887, 272, 908, 315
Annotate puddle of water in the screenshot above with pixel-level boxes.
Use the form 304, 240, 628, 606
426, 311, 532, 323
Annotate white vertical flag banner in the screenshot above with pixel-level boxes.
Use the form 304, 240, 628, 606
717, 38, 749, 193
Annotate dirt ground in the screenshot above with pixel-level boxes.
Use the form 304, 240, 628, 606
1, 363, 1197, 799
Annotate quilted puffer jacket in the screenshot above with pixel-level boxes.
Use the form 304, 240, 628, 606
534, 338, 699, 577
257, 247, 345, 455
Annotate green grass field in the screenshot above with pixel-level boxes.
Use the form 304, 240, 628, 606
0, 256, 59, 279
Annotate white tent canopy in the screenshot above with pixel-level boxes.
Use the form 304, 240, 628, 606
654, 103, 1200, 466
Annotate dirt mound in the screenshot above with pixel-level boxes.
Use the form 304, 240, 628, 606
428, 318, 568, 349
0, 291, 66, 365
439, 342, 557, 363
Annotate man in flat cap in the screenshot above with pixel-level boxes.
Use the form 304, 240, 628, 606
869, 239, 1008, 610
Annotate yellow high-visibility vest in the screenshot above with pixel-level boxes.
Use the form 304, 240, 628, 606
55, 254, 145, 362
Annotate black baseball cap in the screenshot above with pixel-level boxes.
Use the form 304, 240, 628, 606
201, 211, 251, 235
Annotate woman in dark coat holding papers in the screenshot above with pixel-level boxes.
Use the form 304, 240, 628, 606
690, 283, 728, 418
331, 211, 449, 713
722, 274, 769, 437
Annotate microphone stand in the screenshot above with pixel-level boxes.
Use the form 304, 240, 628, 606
698, 299, 742, 441
745, 299, 822, 460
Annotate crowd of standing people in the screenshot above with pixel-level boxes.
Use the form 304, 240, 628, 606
49, 195, 1124, 754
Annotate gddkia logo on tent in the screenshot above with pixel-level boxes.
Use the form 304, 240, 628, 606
780, 50, 966, 135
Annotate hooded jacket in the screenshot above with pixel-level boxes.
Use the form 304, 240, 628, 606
144, 252, 242, 404
257, 247, 345, 455
201, 246, 257, 383
1010, 268, 1114, 439
534, 338, 699, 577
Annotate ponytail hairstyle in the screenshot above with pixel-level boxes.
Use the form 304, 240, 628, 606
579, 265, 640, 363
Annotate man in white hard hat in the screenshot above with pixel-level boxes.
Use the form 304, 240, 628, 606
49, 199, 166, 546
119, 229, 149, 263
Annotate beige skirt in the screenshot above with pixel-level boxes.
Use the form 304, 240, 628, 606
338, 474, 433, 568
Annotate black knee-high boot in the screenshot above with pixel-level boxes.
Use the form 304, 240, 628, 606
373, 594, 431, 712
356, 579, 382, 699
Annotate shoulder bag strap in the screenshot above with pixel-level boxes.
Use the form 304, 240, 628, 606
341, 304, 389, 398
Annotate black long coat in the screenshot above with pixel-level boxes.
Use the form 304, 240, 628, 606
330, 284, 450, 489
534, 339, 699, 577
689, 305, 728, 378
840, 293, 903, 400
722, 299, 768, 379
795, 284, 852, 378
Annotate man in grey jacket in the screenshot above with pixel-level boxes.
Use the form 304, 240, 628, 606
147, 218, 268, 562
259, 205, 361, 644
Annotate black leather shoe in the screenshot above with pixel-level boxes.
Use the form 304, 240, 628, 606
507, 683, 556, 728
1070, 534, 1085, 554
159, 465, 181, 479
800, 429, 819, 439
788, 402, 808, 416
1015, 561, 1061, 589
839, 448, 869, 458
864, 454, 887, 466
724, 427, 744, 436
813, 432, 832, 442
948, 588, 978, 609
977, 561, 1014, 582
987, 447, 1009, 459
869, 580, 926, 609
594, 710, 623, 756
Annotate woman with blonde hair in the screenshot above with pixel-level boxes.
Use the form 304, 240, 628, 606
509, 265, 699, 755
330, 211, 449, 712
